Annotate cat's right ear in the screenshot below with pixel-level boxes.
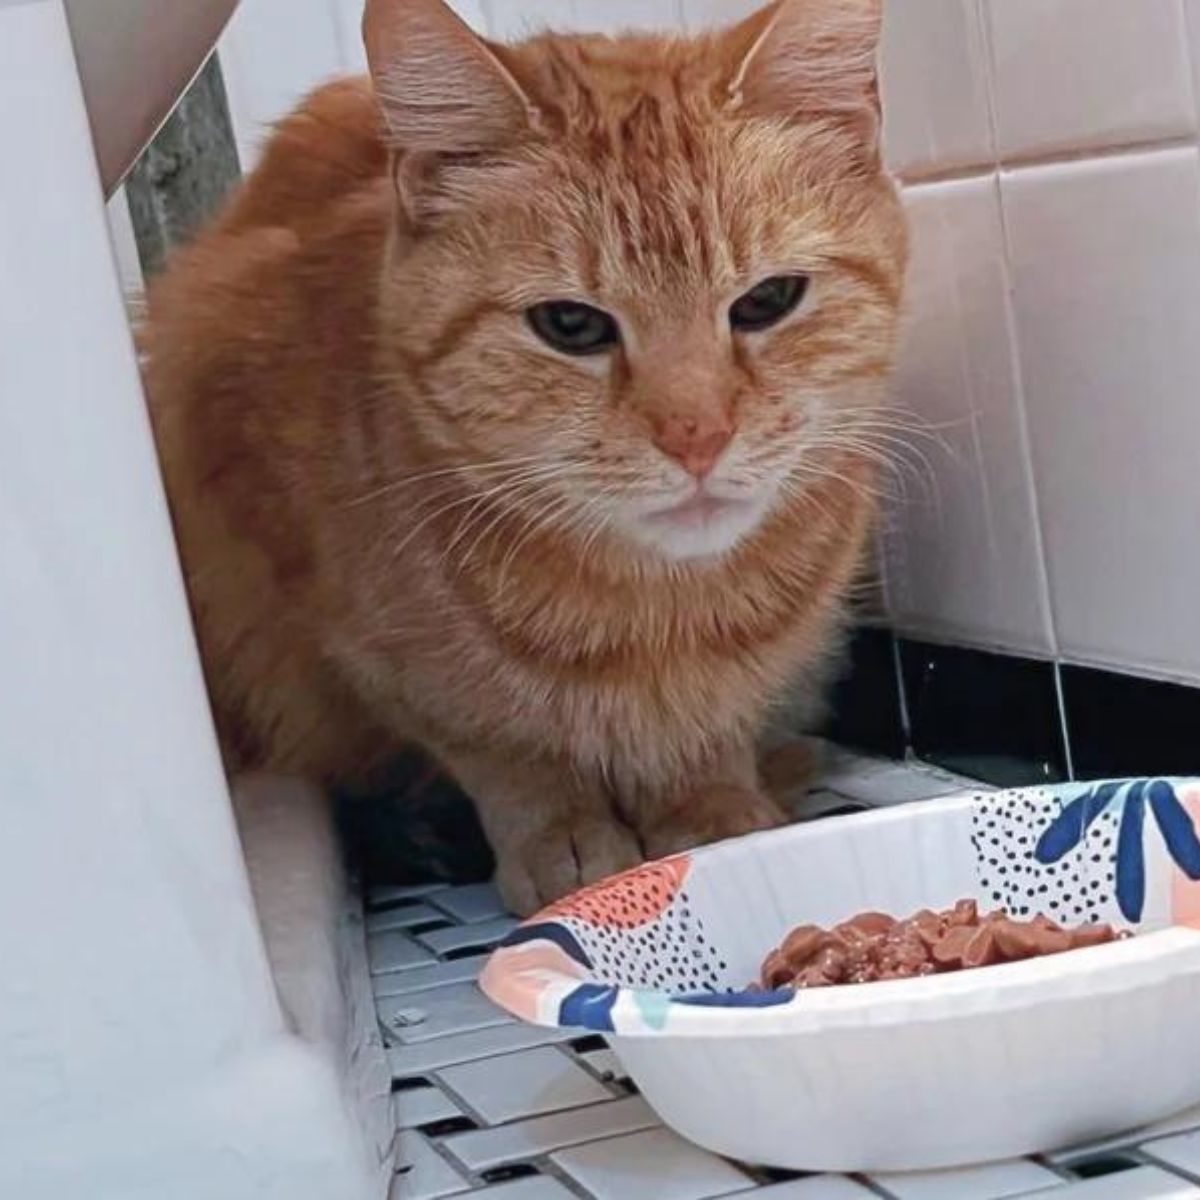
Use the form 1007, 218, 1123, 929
722, 0, 883, 160
363, 0, 541, 158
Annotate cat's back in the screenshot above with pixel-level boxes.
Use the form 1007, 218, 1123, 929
143, 76, 390, 441
218, 76, 389, 238
139, 78, 397, 778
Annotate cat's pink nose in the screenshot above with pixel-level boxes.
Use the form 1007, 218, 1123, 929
652, 415, 733, 479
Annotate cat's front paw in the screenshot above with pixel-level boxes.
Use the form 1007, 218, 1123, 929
494, 814, 643, 917
640, 784, 787, 860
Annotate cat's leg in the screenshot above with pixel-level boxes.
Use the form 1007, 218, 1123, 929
630, 740, 790, 860
440, 750, 643, 916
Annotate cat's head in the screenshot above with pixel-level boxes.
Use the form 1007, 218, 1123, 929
365, 0, 907, 563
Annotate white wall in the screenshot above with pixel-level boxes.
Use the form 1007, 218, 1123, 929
219, 0, 1200, 689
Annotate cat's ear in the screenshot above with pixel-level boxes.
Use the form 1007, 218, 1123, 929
723, 0, 883, 150
363, 0, 540, 154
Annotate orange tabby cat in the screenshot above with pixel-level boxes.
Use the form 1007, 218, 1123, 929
142, 0, 908, 914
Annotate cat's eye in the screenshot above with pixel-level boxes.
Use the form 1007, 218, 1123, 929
527, 300, 620, 356
729, 274, 809, 333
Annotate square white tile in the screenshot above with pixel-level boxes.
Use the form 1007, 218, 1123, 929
578, 1046, 628, 1084
881, 0, 994, 178
438, 1046, 612, 1125
1186, 1, 1200, 119
430, 884, 508, 926
388, 1023, 575, 1077
466, 1179, 579, 1200
444, 1095, 658, 1172
372, 883, 449, 905
392, 1131, 472, 1200
984, 0, 1196, 159
1048, 1166, 1200, 1198
552, 1127, 755, 1200
480, 0, 579, 38
394, 1083, 465, 1132
379, 982, 512, 1044
885, 175, 1055, 658
371, 930, 438, 975
418, 917, 519, 958
678, 0, 760, 32
870, 1157, 1064, 1199
1001, 149, 1200, 682
1143, 1128, 1200, 1176
755, 1178, 879, 1199
375, 959, 483, 1000
369, 902, 449, 935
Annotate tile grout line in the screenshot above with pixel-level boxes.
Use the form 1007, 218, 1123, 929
972, 0, 1070, 784
1053, 661, 1077, 783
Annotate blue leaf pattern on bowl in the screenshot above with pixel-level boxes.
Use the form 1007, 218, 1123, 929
1035, 779, 1200, 922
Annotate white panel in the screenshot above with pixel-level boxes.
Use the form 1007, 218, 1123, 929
561, 0, 682, 34
1186, 0, 1200, 114
484, 0, 578, 38
679, 0, 759, 31
329, 0, 369, 72
219, 0, 345, 167
1002, 149, 1200, 683
880, 0, 994, 178
105, 185, 143, 298
984, 0, 1197, 160
884, 177, 1054, 657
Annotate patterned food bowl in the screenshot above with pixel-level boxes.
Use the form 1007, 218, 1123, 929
482, 779, 1200, 1171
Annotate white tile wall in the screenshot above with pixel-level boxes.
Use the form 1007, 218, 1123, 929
887, 176, 1054, 656
216, 0, 1200, 688
1002, 149, 1200, 682
881, 0, 994, 178
983, 0, 1197, 160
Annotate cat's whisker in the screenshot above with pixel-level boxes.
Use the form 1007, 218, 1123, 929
445, 473, 572, 577
346, 454, 554, 509
440, 464, 573, 561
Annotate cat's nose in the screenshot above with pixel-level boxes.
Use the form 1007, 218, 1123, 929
652, 414, 733, 479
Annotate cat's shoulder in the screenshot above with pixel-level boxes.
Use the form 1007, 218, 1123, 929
218, 76, 389, 239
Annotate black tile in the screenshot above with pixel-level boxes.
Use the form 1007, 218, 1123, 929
1063, 665, 1200, 779
569, 1035, 609, 1054
391, 1077, 434, 1093
823, 625, 906, 759
480, 1164, 541, 1184
418, 1116, 479, 1137
898, 640, 1068, 787
1067, 1154, 1142, 1179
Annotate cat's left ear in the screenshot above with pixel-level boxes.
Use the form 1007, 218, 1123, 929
363, 0, 541, 154
723, 0, 883, 154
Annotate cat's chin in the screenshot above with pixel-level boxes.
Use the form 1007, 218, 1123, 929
625, 492, 772, 562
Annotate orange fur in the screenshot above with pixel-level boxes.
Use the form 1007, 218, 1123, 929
142, 0, 908, 913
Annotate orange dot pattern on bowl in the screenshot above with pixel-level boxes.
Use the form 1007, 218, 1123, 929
539, 855, 692, 930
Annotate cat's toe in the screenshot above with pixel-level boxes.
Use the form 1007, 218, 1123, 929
641, 785, 787, 860
494, 816, 643, 917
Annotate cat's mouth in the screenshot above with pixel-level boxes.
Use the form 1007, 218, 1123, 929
645, 491, 754, 528
632, 487, 772, 560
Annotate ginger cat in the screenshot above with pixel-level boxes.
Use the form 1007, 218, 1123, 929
142, 0, 908, 914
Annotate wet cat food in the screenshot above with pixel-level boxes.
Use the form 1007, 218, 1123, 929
758, 899, 1125, 990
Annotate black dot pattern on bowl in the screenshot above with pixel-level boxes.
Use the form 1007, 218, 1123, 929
971, 790, 1117, 925
561, 891, 727, 994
